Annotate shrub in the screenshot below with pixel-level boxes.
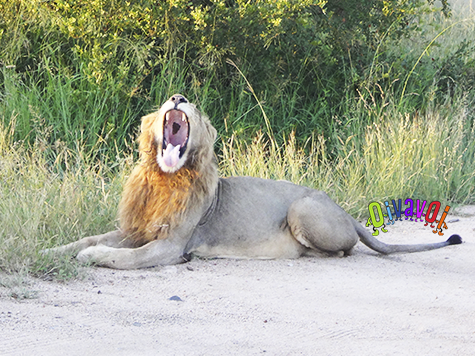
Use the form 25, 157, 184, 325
0, 0, 456, 153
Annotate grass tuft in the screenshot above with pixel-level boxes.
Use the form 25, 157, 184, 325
0, 119, 132, 280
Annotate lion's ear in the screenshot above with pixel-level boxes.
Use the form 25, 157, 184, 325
208, 123, 217, 142
200, 113, 217, 142
141, 112, 157, 133
138, 113, 158, 154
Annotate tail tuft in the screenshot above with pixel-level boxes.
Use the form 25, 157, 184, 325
446, 234, 463, 245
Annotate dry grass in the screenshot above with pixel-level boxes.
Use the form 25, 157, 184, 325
0, 118, 131, 280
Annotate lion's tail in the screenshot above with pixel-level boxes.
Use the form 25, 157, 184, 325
354, 223, 462, 254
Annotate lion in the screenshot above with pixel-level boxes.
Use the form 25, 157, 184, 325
43, 94, 462, 269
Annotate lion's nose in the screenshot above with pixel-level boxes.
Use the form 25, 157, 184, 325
170, 94, 187, 105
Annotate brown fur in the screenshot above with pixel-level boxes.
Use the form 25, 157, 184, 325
118, 111, 217, 247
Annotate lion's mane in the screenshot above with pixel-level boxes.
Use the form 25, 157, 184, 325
118, 111, 218, 247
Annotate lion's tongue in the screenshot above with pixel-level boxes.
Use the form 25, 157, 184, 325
163, 143, 181, 168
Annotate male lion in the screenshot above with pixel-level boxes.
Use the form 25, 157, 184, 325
45, 94, 462, 269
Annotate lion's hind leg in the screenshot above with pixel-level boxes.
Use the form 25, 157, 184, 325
41, 230, 130, 256
287, 193, 358, 256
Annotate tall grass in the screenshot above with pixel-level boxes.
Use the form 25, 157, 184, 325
0, 118, 131, 280
221, 96, 475, 217
1, 62, 143, 158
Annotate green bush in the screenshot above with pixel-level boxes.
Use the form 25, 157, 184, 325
0, 0, 459, 155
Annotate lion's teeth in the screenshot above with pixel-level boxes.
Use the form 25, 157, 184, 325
182, 113, 186, 122
165, 112, 170, 123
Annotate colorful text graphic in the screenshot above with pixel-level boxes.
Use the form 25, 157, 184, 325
366, 199, 450, 237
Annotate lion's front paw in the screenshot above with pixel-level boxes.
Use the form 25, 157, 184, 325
77, 245, 135, 269
77, 245, 114, 265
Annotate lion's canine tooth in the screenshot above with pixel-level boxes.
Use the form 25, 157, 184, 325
165, 112, 170, 123
182, 113, 186, 122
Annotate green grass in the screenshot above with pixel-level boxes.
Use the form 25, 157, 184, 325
0, 119, 132, 280
220, 95, 475, 216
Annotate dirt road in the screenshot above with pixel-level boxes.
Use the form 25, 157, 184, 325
1, 207, 474, 355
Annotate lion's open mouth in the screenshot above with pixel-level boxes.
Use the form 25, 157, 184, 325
162, 109, 189, 169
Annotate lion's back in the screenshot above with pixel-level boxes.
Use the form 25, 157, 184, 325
184, 176, 313, 258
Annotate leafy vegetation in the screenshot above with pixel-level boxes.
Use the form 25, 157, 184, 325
0, 0, 474, 280
1, 0, 469, 150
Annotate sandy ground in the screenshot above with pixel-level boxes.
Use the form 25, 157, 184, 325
1, 206, 474, 356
